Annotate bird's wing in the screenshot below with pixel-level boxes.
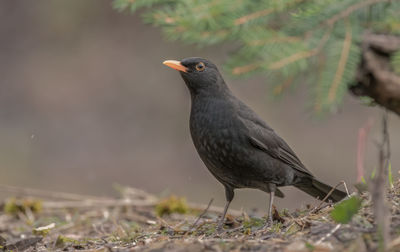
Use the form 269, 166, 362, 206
237, 105, 313, 177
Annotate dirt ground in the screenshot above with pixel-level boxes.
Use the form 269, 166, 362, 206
0, 181, 399, 252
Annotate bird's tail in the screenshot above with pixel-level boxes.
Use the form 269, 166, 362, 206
295, 178, 347, 203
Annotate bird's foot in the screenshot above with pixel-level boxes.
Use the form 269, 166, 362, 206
262, 217, 273, 230
216, 224, 225, 234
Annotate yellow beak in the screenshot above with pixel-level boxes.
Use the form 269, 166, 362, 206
163, 60, 188, 73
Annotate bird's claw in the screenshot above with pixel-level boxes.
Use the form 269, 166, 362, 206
216, 224, 224, 234
262, 217, 273, 229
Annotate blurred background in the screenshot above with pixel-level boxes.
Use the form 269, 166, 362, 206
0, 1, 399, 211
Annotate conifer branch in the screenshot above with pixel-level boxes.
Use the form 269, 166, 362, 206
115, 0, 400, 114
234, 9, 273, 25
274, 76, 295, 95
164, 17, 175, 24
268, 26, 332, 70
268, 50, 316, 70
325, 0, 392, 27
314, 26, 334, 52
232, 62, 263, 75
234, 0, 304, 25
248, 36, 301, 46
328, 20, 353, 104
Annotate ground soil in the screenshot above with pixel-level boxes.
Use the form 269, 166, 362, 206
0, 182, 399, 252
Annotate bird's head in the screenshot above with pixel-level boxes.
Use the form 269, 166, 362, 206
163, 57, 227, 95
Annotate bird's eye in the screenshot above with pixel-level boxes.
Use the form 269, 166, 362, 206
195, 62, 205, 71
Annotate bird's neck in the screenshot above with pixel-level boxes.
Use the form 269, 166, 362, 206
189, 84, 235, 119
188, 80, 232, 101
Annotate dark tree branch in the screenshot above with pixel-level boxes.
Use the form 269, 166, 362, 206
350, 33, 400, 116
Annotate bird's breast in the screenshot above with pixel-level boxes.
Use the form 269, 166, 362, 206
189, 101, 257, 186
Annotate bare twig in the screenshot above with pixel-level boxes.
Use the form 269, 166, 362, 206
315, 223, 341, 244
1, 184, 244, 221
41, 198, 157, 209
41, 198, 244, 221
114, 185, 159, 202
188, 202, 243, 217
371, 110, 391, 250
188, 198, 214, 232
310, 181, 350, 214
0, 184, 159, 209
357, 118, 374, 183
0, 184, 109, 201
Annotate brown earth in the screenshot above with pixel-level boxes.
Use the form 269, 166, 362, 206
0, 182, 399, 252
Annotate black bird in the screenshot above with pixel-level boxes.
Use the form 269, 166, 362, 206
163, 57, 347, 230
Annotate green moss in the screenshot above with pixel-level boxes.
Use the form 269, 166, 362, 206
4, 197, 42, 216
155, 195, 188, 217
32, 223, 55, 237
32, 228, 50, 237
108, 232, 141, 243
55, 235, 80, 248
243, 228, 251, 235
285, 222, 301, 236
119, 231, 141, 243
242, 217, 264, 229
271, 222, 283, 233
55, 235, 101, 248
107, 222, 143, 244
280, 208, 290, 217
305, 242, 315, 251
160, 229, 169, 236
204, 224, 216, 236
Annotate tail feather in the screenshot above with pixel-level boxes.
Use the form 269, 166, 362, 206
295, 178, 347, 203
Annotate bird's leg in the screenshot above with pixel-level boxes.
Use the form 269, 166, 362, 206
217, 186, 234, 233
216, 200, 231, 232
265, 183, 276, 228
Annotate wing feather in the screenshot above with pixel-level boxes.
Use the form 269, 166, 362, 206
237, 103, 313, 176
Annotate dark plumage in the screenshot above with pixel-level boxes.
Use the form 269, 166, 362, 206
163, 57, 347, 231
